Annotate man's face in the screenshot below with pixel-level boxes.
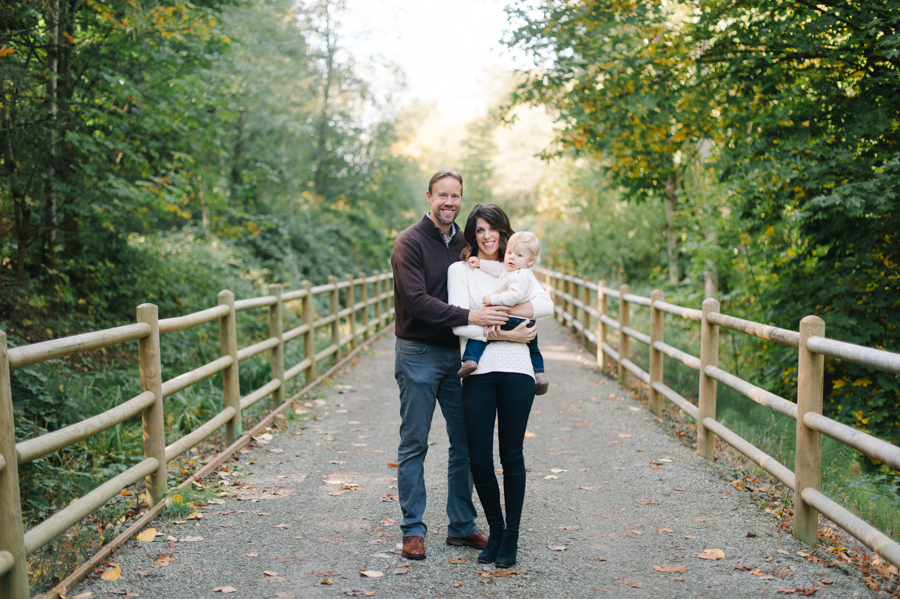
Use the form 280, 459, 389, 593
426, 177, 462, 227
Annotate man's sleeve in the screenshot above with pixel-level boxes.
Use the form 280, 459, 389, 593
391, 236, 469, 327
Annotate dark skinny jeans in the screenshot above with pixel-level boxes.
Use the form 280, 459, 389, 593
462, 371, 535, 533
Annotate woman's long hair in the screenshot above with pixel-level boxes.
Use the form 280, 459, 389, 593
460, 203, 514, 262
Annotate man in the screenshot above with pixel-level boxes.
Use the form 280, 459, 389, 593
391, 170, 509, 560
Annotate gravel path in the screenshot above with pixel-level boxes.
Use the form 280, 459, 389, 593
69, 319, 875, 599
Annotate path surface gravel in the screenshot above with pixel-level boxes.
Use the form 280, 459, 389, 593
69, 319, 875, 599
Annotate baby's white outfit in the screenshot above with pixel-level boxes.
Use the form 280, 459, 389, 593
478, 261, 542, 307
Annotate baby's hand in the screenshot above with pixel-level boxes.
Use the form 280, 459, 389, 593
482, 295, 492, 306
467, 256, 480, 269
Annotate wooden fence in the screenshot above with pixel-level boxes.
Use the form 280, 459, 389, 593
0, 272, 395, 599
536, 266, 900, 567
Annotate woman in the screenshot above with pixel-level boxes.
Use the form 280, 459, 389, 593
448, 203, 554, 568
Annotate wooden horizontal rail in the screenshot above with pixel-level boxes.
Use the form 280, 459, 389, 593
161, 355, 233, 398
601, 342, 619, 363
704, 365, 797, 420
583, 305, 600, 318
8, 324, 151, 370
314, 314, 338, 328
707, 312, 799, 348
584, 328, 598, 345
602, 287, 621, 299
236, 336, 280, 362
284, 357, 313, 382
315, 344, 339, 363
0, 453, 5, 473
803, 412, 900, 471
653, 340, 700, 370
281, 288, 308, 302
24, 457, 160, 555
338, 306, 354, 319
621, 359, 650, 384
165, 407, 236, 462
310, 283, 334, 294
0, 550, 13, 577
801, 488, 900, 567
651, 381, 699, 420
703, 417, 796, 491
572, 319, 584, 334
16, 391, 156, 465
599, 314, 620, 331
283, 323, 310, 343
335, 280, 352, 290
622, 325, 650, 346
653, 301, 701, 321
583, 281, 599, 291
234, 295, 277, 312
340, 333, 354, 347
622, 293, 651, 306
240, 380, 282, 411
159, 305, 229, 334
806, 336, 900, 374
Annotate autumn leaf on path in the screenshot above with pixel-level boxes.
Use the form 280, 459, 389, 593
179, 536, 203, 542
108, 590, 140, 598
101, 566, 121, 581
659, 528, 674, 533
69, 594, 94, 599
152, 553, 174, 568
387, 460, 398, 468
653, 565, 688, 573
618, 434, 631, 438
360, 570, 383, 578
484, 569, 518, 577
693, 549, 725, 560
524, 430, 536, 437
264, 571, 279, 576
586, 557, 608, 561
380, 518, 396, 526
548, 545, 567, 551
635, 500, 659, 505
580, 486, 599, 491
212, 586, 237, 593
448, 557, 465, 564
394, 567, 409, 575
136, 528, 157, 542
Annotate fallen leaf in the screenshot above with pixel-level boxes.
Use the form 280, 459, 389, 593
618, 434, 631, 438
360, 570, 383, 578
453, 582, 464, 588
380, 518, 396, 526
693, 549, 725, 560
152, 553, 174, 568
448, 557, 465, 564
549, 468, 568, 473
524, 430, 536, 437
776, 549, 791, 555
212, 586, 237, 593
101, 567, 121, 581
264, 571, 279, 576
186, 512, 204, 520
635, 500, 659, 505
136, 528, 157, 542
580, 486, 599, 491
179, 536, 203, 542
653, 565, 688, 573
69, 594, 95, 599
243, 553, 258, 557
544, 475, 558, 479
683, 535, 697, 539
586, 557, 608, 561
387, 460, 397, 468
275, 524, 292, 529
548, 545, 567, 551
394, 567, 409, 575
658, 528, 674, 533
321, 579, 333, 585
207, 499, 226, 505
746, 532, 757, 537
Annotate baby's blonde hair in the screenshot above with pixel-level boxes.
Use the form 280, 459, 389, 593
507, 231, 541, 264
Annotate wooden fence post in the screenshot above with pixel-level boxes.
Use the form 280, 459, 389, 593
618, 284, 630, 387
137, 304, 166, 506
649, 290, 664, 417
218, 290, 241, 444
373, 274, 383, 327
346, 274, 357, 351
581, 282, 591, 348
268, 284, 285, 410
795, 315, 826, 547
360, 272, 369, 341
330, 276, 341, 361
597, 280, 607, 372
302, 280, 316, 385
698, 297, 720, 461
0, 330, 30, 599
563, 275, 572, 326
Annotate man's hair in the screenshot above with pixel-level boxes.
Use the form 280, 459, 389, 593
460, 203, 514, 261
427, 170, 464, 195
507, 231, 541, 265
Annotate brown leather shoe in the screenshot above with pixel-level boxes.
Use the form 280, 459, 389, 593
446, 529, 488, 549
535, 372, 549, 395
401, 535, 426, 560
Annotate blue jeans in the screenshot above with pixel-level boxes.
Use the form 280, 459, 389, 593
461, 316, 544, 373
394, 338, 478, 539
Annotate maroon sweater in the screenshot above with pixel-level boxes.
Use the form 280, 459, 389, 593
391, 215, 470, 348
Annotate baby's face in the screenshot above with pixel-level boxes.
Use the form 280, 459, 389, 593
505, 246, 535, 272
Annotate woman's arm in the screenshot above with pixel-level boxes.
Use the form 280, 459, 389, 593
487, 319, 537, 343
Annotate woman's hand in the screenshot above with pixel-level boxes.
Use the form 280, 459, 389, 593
486, 319, 535, 343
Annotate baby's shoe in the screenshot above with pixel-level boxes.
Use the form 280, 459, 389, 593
458, 360, 478, 378
535, 373, 549, 395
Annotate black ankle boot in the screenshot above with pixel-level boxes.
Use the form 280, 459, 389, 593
477, 526, 504, 563
494, 530, 518, 568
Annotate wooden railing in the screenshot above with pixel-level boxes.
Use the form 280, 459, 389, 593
0, 272, 395, 599
536, 266, 900, 567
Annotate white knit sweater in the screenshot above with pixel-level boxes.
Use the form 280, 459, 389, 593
448, 261, 553, 378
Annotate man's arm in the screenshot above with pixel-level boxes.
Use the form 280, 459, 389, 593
391, 236, 469, 327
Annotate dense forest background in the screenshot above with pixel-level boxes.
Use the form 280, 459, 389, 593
1, 0, 899, 587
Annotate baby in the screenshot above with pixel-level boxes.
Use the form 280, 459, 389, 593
458, 231, 549, 395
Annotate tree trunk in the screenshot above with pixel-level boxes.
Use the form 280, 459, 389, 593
43, 0, 60, 265
229, 108, 245, 199
313, 5, 336, 199
664, 178, 678, 285
1, 82, 30, 285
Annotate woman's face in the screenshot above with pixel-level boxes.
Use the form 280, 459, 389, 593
474, 217, 502, 260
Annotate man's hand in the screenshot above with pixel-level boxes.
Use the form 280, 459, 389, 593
487, 319, 535, 343
468, 256, 480, 269
468, 305, 510, 327
482, 295, 492, 306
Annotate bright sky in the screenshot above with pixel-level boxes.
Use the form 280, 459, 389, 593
341, 0, 524, 121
